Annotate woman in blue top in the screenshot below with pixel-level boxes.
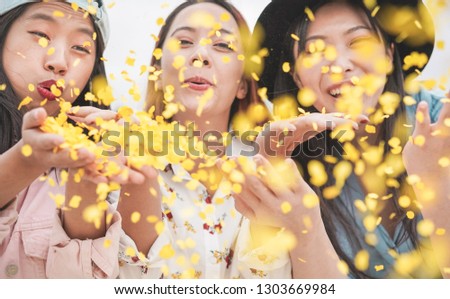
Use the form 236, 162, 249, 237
241, 0, 449, 278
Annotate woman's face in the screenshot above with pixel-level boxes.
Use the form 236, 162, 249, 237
294, 2, 392, 115
160, 3, 247, 122
3, 2, 97, 116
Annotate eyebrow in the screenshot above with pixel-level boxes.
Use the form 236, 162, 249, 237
26, 13, 95, 39
305, 25, 372, 42
170, 26, 234, 37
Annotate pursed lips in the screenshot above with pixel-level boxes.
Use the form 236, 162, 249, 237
37, 79, 64, 101
183, 76, 214, 92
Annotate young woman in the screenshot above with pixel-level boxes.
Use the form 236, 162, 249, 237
116, 0, 338, 279
251, 0, 447, 278
0, 0, 122, 278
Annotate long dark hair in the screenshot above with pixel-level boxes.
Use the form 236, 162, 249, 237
274, 0, 422, 278
0, 3, 108, 155
145, 0, 269, 127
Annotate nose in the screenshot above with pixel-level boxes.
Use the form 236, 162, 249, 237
330, 51, 354, 74
44, 47, 68, 76
189, 46, 211, 68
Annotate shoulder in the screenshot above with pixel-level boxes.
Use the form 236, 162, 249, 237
408, 88, 445, 123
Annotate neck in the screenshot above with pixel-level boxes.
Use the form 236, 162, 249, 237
174, 111, 230, 144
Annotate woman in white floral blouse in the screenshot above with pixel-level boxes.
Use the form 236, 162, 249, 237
116, 0, 342, 279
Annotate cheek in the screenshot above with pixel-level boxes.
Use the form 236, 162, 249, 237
71, 59, 96, 87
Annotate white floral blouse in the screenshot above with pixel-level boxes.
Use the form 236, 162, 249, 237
119, 139, 292, 279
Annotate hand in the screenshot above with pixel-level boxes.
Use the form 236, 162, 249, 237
403, 100, 450, 181
256, 113, 367, 158
21, 108, 96, 171
227, 155, 320, 233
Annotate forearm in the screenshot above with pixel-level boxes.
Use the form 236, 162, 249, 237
118, 180, 161, 255
289, 211, 345, 278
413, 179, 450, 278
63, 169, 107, 239
0, 140, 46, 208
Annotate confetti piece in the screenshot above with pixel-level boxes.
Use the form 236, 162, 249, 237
21, 144, 32, 157
18, 96, 33, 110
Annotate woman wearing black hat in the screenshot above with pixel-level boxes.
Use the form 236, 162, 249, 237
246, 0, 449, 278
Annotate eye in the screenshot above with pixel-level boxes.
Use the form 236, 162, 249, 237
29, 31, 50, 40
214, 42, 235, 52
350, 36, 378, 48
178, 39, 193, 47
72, 45, 91, 54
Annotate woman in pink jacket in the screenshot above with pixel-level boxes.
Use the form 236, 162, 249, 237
0, 0, 125, 278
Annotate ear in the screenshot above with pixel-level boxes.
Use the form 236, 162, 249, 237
236, 79, 248, 100
292, 70, 302, 88
155, 78, 162, 91
387, 42, 394, 63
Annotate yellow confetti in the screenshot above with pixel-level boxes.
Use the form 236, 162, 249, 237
337, 260, 349, 275
125, 247, 135, 257
153, 48, 163, 60
354, 250, 369, 271
156, 17, 165, 26
437, 40, 445, 50
103, 239, 112, 248
0, 83, 6, 91
438, 157, 450, 168
45, 47, 55, 56
308, 160, 327, 187
220, 12, 230, 21
417, 219, 435, 237
303, 193, 319, 209
126, 57, 135, 66
281, 201, 292, 214
159, 244, 175, 259
71, 2, 79, 11
304, 7, 315, 21
53, 10, 65, 17
406, 211, 415, 219
414, 135, 426, 147
68, 195, 82, 209
297, 87, 316, 107
18, 96, 33, 110
38, 37, 48, 48
290, 33, 300, 41
374, 264, 385, 272
365, 125, 376, 134
131, 212, 141, 223
398, 195, 411, 208
282, 62, 290, 73
21, 144, 32, 157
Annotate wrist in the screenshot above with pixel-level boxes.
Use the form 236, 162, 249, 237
14, 139, 48, 174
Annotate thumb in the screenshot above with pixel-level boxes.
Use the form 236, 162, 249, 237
22, 108, 47, 131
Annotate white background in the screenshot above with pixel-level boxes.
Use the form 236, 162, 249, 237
102, 0, 450, 111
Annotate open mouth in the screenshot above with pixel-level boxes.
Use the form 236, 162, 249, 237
329, 88, 341, 98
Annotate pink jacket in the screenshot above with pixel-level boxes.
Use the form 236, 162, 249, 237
0, 170, 121, 278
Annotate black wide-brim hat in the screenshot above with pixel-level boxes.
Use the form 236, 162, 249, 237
256, 0, 435, 98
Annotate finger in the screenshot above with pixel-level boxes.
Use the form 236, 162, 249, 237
437, 99, 450, 127
126, 169, 146, 185
253, 155, 288, 199
84, 110, 118, 124
285, 158, 310, 193
233, 193, 256, 220
414, 101, 431, 135
22, 108, 47, 130
68, 106, 101, 117
29, 132, 64, 150
49, 149, 95, 168
136, 165, 158, 180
